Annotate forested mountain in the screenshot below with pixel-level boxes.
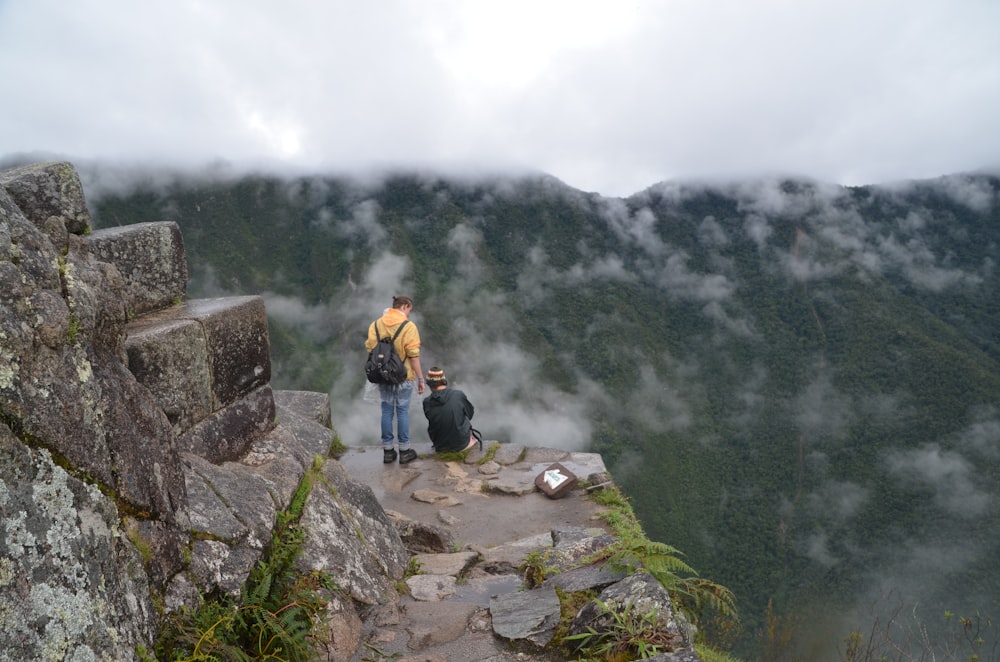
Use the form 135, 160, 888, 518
85, 165, 1000, 659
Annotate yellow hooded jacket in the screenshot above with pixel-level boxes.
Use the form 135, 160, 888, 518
365, 308, 421, 381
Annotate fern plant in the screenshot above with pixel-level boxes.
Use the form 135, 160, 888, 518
564, 598, 683, 661
156, 461, 336, 661
589, 485, 741, 647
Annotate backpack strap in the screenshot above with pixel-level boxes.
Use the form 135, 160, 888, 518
390, 319, 409, 342
375, 318, 409, 341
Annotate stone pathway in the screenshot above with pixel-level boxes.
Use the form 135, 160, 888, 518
336, 441, 617, 661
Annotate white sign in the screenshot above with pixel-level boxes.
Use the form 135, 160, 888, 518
543, 469, 568, 489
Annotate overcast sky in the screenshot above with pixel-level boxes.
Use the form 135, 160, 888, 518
2, 0, 998, 197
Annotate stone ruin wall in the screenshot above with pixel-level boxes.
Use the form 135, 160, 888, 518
0, 161, 409, 660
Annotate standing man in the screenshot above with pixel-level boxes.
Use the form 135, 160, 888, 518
422, 366, 479, 453
366, 295, 425, 464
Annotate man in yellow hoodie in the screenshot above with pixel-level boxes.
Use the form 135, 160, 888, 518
365, 295, 425, 464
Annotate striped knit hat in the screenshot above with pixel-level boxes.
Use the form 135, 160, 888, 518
426, 366, 447, 386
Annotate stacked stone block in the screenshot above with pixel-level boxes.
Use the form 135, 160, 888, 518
85, 220, 276, 464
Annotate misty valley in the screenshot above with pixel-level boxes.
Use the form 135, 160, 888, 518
87, 165, 1000, 660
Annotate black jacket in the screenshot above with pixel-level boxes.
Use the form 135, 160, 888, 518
422, 387, 474, 452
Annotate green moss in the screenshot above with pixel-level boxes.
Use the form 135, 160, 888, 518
124, 518, 154, 565
327, 431, 347, 458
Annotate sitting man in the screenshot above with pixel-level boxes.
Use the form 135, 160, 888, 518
422, 366, 479, 453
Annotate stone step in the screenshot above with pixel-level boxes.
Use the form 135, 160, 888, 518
125, 296, 274, 463
86, 221, 187, 316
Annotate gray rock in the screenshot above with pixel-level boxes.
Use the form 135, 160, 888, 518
490, 585, 561, 647
549, 525, 617, 569
568, 571, 695, 657
186, 296, 272, 408
273, 399, 336, 459
1, 177, 186, 524
132, 518, 188, 589
296, 460, 409, 605
487, 464, 541, 496
86, 221, 187, 315
177, 384, 276, 463
0, 425, 156, 660
183, 459, 249, 541
273, 389, 332, 428
411, 488, 463, 506
0, 185, 60, 288
521, 447, 569, 464
240, 425, 311, 509
189, 538, 261, 598
477, 460, 501, 475
182, 453, 277, 548
312, 591, 364, 662
476, 532, 552, 573
0, 161, 91, 234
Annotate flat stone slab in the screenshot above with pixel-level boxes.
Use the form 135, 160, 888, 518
542, 563, 628, 593
412, 489, 462, 506
337, 442, 617, 660
406, 574, 457, 601
487, 464, 542, 495
489, 443, 526, 466
402, 601, 478, 648
476, 532, 553, 572
490, 585, 561, 647
412, 551, 479, 577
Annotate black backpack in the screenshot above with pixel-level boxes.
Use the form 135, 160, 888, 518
365, 319, 409, 385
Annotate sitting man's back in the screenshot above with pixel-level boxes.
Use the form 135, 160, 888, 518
422, 366, 478, 453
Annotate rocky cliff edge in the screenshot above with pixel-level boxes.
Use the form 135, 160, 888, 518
0, 161, 699, 662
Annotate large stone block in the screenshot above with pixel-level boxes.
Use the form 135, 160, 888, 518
133, 296, 272, 410
125, 317, 213, 435
177, 384, 276, 464
86, 221, 187, 316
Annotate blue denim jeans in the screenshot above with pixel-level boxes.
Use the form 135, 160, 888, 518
380, 380, 414, 450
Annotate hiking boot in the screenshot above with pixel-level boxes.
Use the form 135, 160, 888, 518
398, 448, 418, 464
383, 449, 397, 464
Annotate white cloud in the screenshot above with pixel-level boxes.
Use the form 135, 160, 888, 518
885, 444, 992, 518
3, 0, 999, 196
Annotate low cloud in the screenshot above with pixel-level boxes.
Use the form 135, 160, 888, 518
806, 480, 870, 523
885, 444, 992, 518
795, 371, 855, 445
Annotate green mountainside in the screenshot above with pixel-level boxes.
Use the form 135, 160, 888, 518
87, 167, 1000, 658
